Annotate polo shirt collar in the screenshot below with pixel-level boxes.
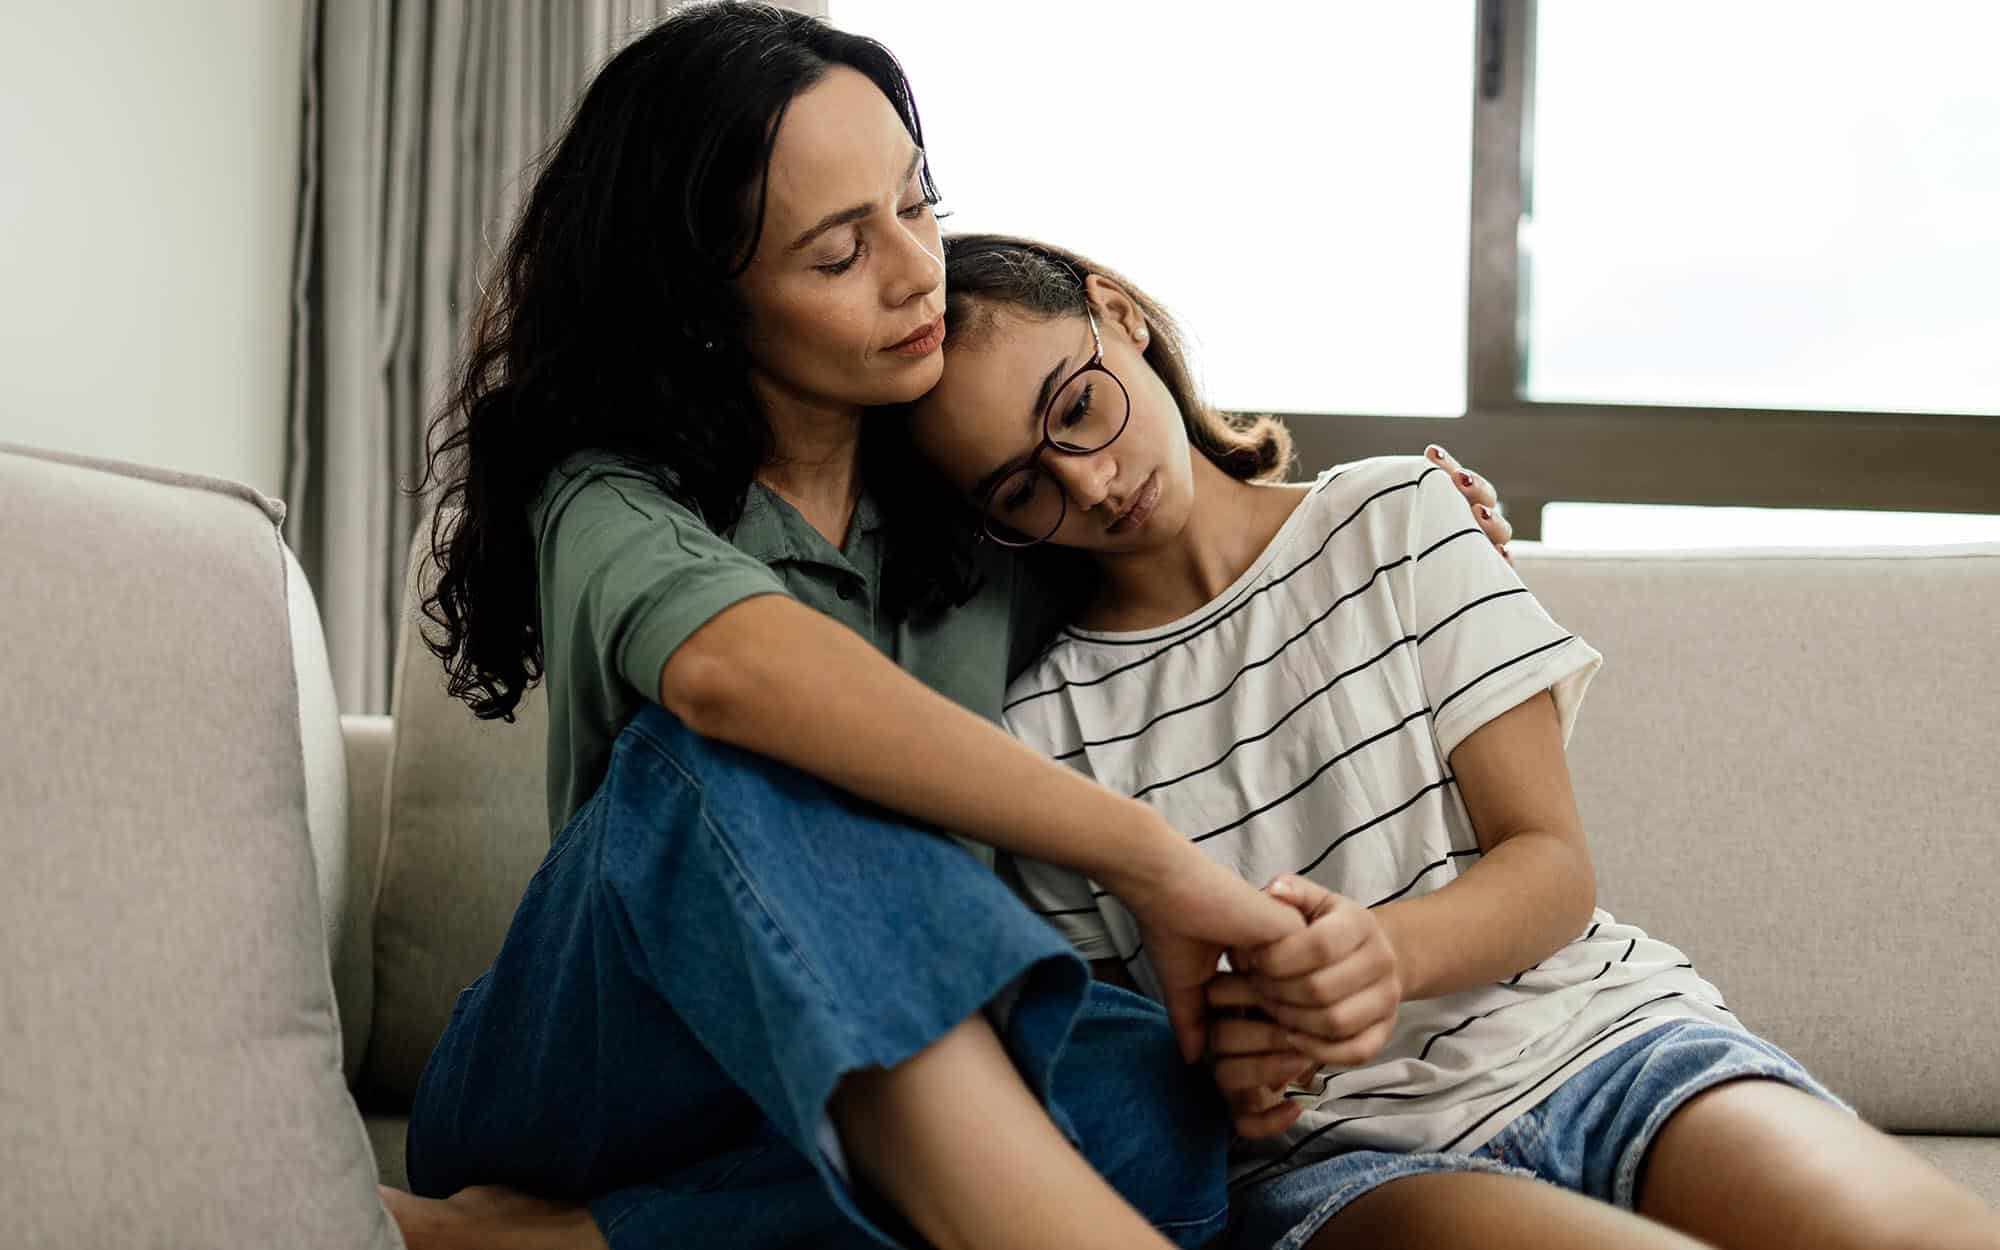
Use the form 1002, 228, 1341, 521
732, 479, 884, 572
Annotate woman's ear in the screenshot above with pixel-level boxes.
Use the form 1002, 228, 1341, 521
1082, 273, 1148, 347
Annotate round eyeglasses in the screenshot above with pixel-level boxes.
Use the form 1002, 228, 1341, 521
978, 308, 1133, 547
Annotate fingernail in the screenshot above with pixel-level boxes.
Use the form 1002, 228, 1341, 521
1425, 444, 1443, 461
1458, 472, 1475, 489
1477, 504, 1493, 521
1269, 876, 1294, 897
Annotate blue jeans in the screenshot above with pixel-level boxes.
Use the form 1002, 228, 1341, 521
1217, 1019, 1851, 1250
405, 703, 1232, 1249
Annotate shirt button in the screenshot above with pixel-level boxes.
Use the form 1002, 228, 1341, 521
836, 580, 855, 602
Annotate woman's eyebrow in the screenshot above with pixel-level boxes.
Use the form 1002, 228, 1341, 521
787, 146, 925, 253
970, 352, 1072, 499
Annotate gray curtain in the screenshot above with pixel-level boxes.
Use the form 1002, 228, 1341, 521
286, 0, 825, 714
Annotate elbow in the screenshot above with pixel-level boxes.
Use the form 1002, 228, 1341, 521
1570, 839, 1599, 927
658, 641, 741, 739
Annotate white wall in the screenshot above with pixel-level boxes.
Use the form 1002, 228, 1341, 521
0, 1, 304, 498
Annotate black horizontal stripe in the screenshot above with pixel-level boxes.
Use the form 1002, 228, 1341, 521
1587, 962, 1613, 983
1440, 1016, 1656, 1152
1434, 635, 1578, 720
1197, 716, 1439, 849
1051, 560, 1550, 764
1050, 565, 1414, 760
1187, 726, 1441, 848
1292, 777, 1456, 878
1584, 922, 1602, 941
1006, 468, 1442, 711
1621, 938, 1638, 962
1416, 583, 1530, 647
1127, 641, 1414, 800
1033, 906, 1098, 918
1607, 990, 1688, 1028
1417, 1001, 1513, 1063
1372, 847, 1482, 908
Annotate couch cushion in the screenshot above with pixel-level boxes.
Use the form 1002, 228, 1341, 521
288, 542, 377, 1090
1514, 543, 2000, 1133
0, 442, 399, 1248
363, 523, 551, 1105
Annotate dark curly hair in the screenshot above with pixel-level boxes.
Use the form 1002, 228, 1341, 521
868, 233, 1297, 618
410, 1, 938, 722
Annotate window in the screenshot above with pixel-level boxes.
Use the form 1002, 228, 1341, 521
826, 1, 1999, 541
1524, 3, 2000, 416
829, 1, 1476, 417
1541, 502, 2000, 550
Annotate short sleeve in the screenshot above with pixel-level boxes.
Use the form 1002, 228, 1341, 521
997, 852, 1120, 960
1404, 463, 1603, 760
533, 458, 791, 703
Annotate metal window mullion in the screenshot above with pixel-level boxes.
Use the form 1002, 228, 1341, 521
1465, 0, 1532, 416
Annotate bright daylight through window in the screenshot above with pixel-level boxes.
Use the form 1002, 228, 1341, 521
828, 1, 1475, 419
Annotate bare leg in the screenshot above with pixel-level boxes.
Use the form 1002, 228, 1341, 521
832, 1011, 1179, 1250
381, 1010, 1178, 1250
376, 1183, 605, 1250
1306, 1171, 1711, 1250
1637, 1077, 2000, 1250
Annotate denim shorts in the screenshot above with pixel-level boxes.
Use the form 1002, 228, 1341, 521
1215, 1019, 1851, 1250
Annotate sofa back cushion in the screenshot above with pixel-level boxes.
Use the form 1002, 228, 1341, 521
0, 442, 398, 1248
1517, 543, 2000, 1133
363, 524, 550, 1105
362, 520, 2000, 1136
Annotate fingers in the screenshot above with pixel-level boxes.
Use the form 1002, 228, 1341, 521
1162, 984, 1209, 1065
1214, 1051, 1316, 1096
1246, 880, 1369, 980
1235, 1097, 1308, 1139
1209, 1013, 1293, 1057
1425, 444, 1512, 559
1266, 1009, 1397, 1069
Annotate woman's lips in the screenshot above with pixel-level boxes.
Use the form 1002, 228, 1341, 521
1106, 471, 1161, 535
886, 316, 946, 355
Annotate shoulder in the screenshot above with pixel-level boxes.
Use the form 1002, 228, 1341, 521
531, 450, 700, 546
1302, 454, 1464, 562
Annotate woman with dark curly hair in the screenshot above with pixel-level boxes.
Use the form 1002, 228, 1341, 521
380, 5, 1507, 1249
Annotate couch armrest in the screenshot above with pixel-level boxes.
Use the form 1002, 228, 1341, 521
342, 714, 394, 918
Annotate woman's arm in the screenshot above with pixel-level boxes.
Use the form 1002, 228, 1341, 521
663, 592, 1169, 885
662, 592, 1305, 1059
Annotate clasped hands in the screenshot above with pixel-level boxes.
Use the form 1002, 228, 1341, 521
1205, 875, 1403, 1139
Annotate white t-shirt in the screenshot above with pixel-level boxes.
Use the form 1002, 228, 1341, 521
1001, 455, 1735, 1181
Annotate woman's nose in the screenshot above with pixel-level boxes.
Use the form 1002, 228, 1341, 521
883, 221, 944, 306
1048, 452, 1116, 513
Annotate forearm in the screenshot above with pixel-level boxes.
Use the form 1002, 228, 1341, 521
663, 594, 1172, 883
1374, 831, 1595, 1001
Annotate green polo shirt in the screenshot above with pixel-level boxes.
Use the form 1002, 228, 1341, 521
531, 450, 1068, 863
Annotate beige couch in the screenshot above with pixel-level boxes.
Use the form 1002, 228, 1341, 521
4, 441, 1996, 1247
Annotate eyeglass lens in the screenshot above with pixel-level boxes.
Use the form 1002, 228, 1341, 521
983, 366, 1130, 545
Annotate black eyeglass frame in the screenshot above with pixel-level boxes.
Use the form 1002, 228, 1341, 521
976, 307, 1134, 548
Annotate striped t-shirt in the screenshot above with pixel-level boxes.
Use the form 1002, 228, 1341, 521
1001, 455, 1735, 1179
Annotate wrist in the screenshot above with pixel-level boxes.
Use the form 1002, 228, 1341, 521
1373, 901, 1429, 1002
1088, 800, 1184, 899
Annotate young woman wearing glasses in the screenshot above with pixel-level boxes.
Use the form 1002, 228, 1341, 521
384, 5, 1508, 1250
893, 233, 2000, 1250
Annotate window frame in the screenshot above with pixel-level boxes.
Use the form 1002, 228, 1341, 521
1276, 0, 2000, 538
